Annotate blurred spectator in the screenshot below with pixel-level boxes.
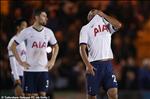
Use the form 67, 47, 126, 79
138, 59, 150, 90
0, 59, 13, 90
112, 33, 123, 63
120, 57, 139, 90
121, 36, 137, 59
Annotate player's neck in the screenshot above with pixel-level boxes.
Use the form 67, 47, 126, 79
16, 29, 21, 35
33, 22, 43, 31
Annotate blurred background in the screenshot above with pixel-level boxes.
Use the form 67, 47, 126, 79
0, 0, 150, 99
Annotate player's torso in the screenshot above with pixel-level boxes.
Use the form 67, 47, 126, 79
87, 16, 112, 44
86, 16, 113, 61
26, 27, 49, 50
24, 27, 50, 70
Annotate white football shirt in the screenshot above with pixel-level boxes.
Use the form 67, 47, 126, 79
8, 36, 26, 80
15, 26, 57, 71
79, 15, 117, 62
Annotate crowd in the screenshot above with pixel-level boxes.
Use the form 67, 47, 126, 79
0, 0, 150, 93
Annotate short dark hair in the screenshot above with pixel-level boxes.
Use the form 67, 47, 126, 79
14, 18, 27, 27
87, 9, 99, 21
33, 8, 48, 16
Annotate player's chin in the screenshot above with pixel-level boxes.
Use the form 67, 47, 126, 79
41, 22, 47, 26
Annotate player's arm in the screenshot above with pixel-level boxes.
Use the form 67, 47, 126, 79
8, 53, 21, 83
9, 55, 21, 82
99, 11, 122, 29
79, 44, 96, 76
8, 40, 21, 83
11, 29, 30, 69
11, 42, 22, 65
9, 56, 23, 96
11, 41, 30, 69
46, 44, 59, 70
8, 45, 24, 96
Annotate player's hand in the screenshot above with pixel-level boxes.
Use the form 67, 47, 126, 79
15, 84, 24, 96
86, 64, 96, 76
98, 11, 105, 17
46, 60, 55, 70
20, 61, 30, 69
15, 79, 21, 85
14, 80, 24, 96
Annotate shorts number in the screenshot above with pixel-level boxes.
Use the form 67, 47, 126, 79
112, 75, 117, 82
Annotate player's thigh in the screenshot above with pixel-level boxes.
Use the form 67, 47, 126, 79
107, 88, 118, 99
37, 72, 49, 92
87, 95, 96, 99
39, 92, 46, 96
25, 93, 38, 97
24, 72, 37, 93
19, 76, 24, 88
103, 61, 118, 91
86, 62, 102, 96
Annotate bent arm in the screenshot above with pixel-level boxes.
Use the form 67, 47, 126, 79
49, 44, 59, 64
10, 41, 23, 65
9, 54, 20, 80
100, 11, 122, 29
79, 44, 91, 67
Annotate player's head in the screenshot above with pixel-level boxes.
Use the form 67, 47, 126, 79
15, 18, 27, 32
34, 8, 48, 26
87, 9, 99, 21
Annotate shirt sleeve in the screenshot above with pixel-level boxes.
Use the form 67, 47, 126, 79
48, 29, 57, 45
8, 44, 20, 80
9, 56, 20, 80
15, 29, 28, 44
102, 18, 117, 34
79, 26, 88, 45
7, 37, 14, 50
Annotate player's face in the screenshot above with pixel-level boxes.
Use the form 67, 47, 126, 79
17, 21, 27, 31
20, 21, 27, 30
38, 12, 48, 25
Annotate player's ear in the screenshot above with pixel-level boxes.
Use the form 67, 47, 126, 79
35, 15, 39, 20
16, 26, 20, 30
87, 13, 92, 21
87, 15, 90, 21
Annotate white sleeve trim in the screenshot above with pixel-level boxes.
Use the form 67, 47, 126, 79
9, 52, 20, 80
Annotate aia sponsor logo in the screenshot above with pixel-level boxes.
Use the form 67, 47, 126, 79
93, 24, 110, 36
32, 41, 46, 48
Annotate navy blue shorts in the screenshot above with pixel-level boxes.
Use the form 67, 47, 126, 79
19, 76, 24, 88
86, 60, 118, 96
23, 71, 49, 93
